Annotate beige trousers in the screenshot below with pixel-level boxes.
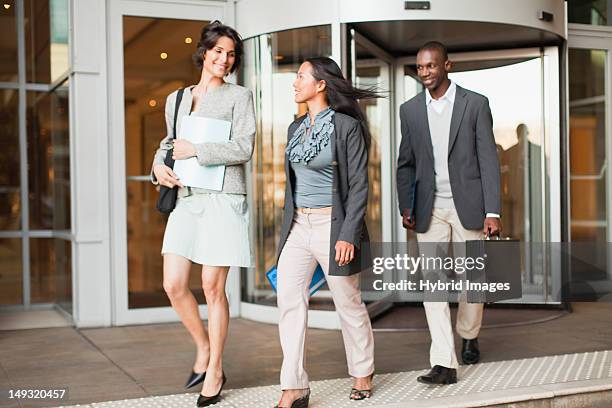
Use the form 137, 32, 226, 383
277, 212, 375, 389
416, 207, 484, 369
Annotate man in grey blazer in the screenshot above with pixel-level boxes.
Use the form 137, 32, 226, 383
397, 42, 502, 385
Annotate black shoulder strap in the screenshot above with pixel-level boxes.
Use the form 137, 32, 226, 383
172, 88, 185, 139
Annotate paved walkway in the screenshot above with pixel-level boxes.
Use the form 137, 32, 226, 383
53, 350, 612, 407
1, 303, 611, 407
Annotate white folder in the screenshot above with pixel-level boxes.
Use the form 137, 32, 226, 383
173, 115, 232, 191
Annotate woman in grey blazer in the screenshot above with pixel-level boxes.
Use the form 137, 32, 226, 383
274, 57, 379, 408
151, 21, 255, 407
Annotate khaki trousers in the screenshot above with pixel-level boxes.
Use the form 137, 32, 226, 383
277, 212, 375, 389
416, 207, 484, 369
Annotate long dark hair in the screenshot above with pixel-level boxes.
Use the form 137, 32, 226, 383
305, 57, 384, 147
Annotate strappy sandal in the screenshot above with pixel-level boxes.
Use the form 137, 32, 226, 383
349, 373, 374, 400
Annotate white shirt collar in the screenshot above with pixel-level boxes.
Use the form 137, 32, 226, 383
426, 80, 456, 105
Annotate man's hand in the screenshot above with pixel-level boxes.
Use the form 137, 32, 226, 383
402, 208, 415, 230
153, 164, 184, 189
172, 139, 197, 160
335, 240, 355, 266
483, 217, 502, 237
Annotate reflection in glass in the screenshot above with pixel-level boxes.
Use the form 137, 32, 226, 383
0, 238, 22, 305
568, 48, 611, 296
568, 0, 610, 26
451, 59, 545, 297
569, 49, 607, 243
241, 26, 332, 306
123, 16, 207, 309
27, 83, 70, 231
355, 44, 388, 244
0, 0, 18, 81
30, 238, 71, 306
0, 89, 20, 230
25, 0, 70, 83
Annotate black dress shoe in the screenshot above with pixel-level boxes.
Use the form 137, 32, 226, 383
196, 372, 226, 407
273, 388, 310, 408
461, 338, 480, 365
417, 365, 457, 385
185, 370, 206, 389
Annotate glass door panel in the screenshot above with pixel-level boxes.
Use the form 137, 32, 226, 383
122, 16, 207, 309
398, 51, 553, 303
350, 29, 395, 311
355, 52, 387, 244
241, 25, 333, 308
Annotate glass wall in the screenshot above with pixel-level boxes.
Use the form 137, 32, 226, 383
568, 0, 612, 26
25, 0, 70, 83
568, 47, 610, 294
568, 49, 607, 242
30, 238, 71, 305
0, 238, 23, 305
0, 89, 20, 231
0, 0, 18, 81
27, 83, 70, 232
0, 0, 72, 310
122, 16, 208, 308
241, 25, 332, 306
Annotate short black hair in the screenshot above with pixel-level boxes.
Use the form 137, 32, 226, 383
193, 20, 243, 73
417, 41, 448, 62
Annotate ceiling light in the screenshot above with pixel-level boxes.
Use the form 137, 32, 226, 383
184, 37, 192, 44
160, 52, 168, 60
148, 99, 157, 107
3, 3, 11, 9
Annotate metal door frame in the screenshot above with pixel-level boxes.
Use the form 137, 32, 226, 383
108, 0, 239, 325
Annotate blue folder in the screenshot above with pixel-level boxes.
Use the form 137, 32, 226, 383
266, 264, 326, 297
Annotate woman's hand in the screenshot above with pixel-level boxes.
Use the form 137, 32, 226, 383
153, 164, 184, 189
172, 139, 197, 160
335, 240, 355, 266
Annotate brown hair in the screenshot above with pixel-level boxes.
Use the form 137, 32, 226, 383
193, 20, 243, 73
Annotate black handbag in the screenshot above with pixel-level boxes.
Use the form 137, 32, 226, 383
156, 88, 185, 213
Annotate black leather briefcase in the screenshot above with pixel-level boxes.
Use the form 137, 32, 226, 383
465, 236, 522, 303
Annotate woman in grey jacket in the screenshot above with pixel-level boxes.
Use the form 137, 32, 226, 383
274, 57, 380, 408
151, 21, 255, 407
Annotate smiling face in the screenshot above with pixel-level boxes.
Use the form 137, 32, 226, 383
201, 36, 236, 78
293, 61, 326, 104
416, 48, 451, 92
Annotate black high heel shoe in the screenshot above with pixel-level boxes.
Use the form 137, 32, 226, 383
274, 388, 310, 408
196, 372, 227, 407
185, 370, 206, 389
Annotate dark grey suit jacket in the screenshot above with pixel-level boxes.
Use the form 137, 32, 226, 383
397, 85, 501, 233
277, 112, 372, 276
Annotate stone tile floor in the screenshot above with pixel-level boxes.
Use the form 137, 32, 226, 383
1, 303, 611, 407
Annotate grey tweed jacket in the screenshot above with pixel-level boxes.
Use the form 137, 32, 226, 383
150, 83, 256, 195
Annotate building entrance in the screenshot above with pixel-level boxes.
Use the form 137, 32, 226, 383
346, 22, 563, 323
